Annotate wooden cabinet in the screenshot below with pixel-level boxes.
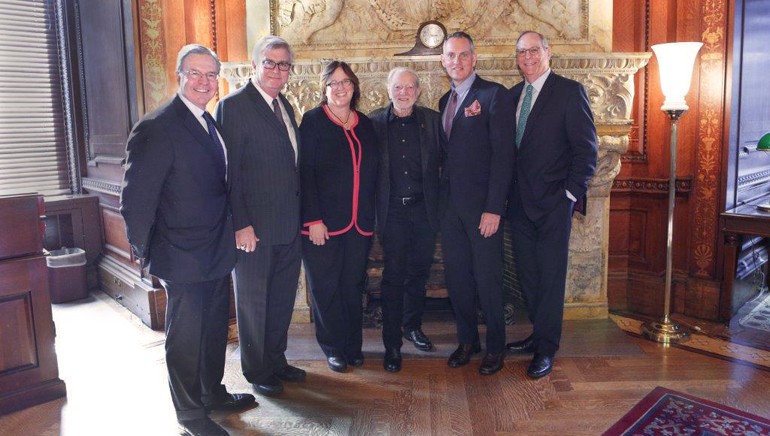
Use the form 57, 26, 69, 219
0, 194, 66, 415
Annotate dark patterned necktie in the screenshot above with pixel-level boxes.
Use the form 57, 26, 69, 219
202, 112, 226, 176
272, 98, 287, 130
516, 84, 534, 148
443, 90, 458, 138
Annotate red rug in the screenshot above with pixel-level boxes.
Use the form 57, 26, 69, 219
603, 386, 770, 435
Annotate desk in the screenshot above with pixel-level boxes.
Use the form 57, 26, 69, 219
720, 201, 770, 321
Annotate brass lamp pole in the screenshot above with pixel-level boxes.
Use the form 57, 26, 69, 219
641, 42, 703, 344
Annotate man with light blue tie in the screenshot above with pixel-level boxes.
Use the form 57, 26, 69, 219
506, 31, 598, 379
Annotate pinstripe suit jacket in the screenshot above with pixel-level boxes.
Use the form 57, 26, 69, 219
215, 81, 301, 245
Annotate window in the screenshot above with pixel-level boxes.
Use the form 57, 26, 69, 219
0, 0, 72, 196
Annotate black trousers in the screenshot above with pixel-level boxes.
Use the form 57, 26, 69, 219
232, 233, 301, 383
302, 230, 371, 358
162, 276, 230, 422
380, 199, 436, 350
440, 202, 506, 354
510, 193, 574, 357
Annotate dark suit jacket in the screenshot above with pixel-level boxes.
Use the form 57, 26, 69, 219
120, 96, 236, 283
369, 104, 445, 234
299, 105, 379, 235
438, 76, 515, 218
507, 72, 598, 222
215, 82, 301, 245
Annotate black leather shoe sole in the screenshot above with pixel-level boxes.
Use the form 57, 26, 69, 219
327, 356, 348, 373
205, 392, 256, 411
254, 375, 284, 395
274, 365, 306, 382
447, 343, 481, 368
506, 335, 535, 354
479, 353, 504, 375
526, 354, 553, 379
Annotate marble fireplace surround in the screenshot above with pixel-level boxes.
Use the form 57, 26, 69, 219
222, 52, 651, 320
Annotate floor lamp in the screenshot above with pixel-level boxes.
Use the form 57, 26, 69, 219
641, 41, 703, 344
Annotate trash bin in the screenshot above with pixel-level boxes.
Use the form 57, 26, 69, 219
47, 247, 88, 303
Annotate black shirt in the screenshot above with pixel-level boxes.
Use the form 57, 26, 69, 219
387, 110, 423, 198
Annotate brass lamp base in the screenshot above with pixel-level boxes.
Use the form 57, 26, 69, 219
641, 319, 690, 345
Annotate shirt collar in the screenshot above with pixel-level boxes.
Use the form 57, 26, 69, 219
526, 68, 551, 93
177, 92, 207, 118
387, 104, 417, 123
451, 71, 477, 95
251, 77, 281, 106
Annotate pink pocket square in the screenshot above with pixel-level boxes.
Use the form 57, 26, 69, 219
464, 100, 482, 117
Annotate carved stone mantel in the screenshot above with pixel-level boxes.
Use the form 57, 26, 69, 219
222, 52, 650, 320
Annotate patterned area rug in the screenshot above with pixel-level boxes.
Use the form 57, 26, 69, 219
603, 386, 770, 435
740, 293, 770, 333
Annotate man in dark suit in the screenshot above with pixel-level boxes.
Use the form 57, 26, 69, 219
121, 44, 254, 436
438, 32, 515, 375
369, 67, 444, 372
505, 31, 598, 379
215, 36, 304, 396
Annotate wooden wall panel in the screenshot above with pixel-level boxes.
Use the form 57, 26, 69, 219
0, 293, 37, 373
609, 0, 730, 320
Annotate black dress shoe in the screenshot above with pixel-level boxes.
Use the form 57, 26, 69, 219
383, 348, 402, 373
253, 374, 284, 395
403, 328, 434, 351
347, 351, 364, 367
204, 392, 257, 411
327, 355, 348, 373
447, 342, 481, 368
479, 352, 505, 375
526, 353, 554, 379
178, 417, 229, 436
506, 335, 535, 354
274, 364, 306, 382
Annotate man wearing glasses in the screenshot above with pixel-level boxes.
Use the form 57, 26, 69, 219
505, 31, 598, 379
438, 32, 515, 375
122, 44, 255, 435
215, 36, 304, 397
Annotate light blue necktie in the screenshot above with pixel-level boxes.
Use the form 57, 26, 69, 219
516, 84, 534, 148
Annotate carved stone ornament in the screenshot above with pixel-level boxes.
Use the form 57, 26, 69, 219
222, 52, 650, 319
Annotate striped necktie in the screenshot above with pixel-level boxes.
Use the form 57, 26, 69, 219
516, 84, 534, 148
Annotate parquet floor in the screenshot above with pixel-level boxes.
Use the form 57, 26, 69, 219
2, 292, 770, 436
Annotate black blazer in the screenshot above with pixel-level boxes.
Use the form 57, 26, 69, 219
369, 104, 444, 234
299, 105, 378, 235
120, 96, 236, 283
215, 82, 301, 245
438, 76, 515, 218
507, 72, 598, 222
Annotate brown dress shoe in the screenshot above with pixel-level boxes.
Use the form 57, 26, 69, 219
479, 352, 504, 375
447, 342, 481, 368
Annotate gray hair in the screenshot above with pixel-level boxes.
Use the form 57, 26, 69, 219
443, 31, 475, 53
516, 31, 550, 50
252, 35, 294, 63
176, 44, 221, 73
387, 67, 420, 88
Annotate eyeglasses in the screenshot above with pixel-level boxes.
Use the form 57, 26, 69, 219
443, 51, 472, 61
327, 78, 353, 89
181, 70, 219, 81
516, 46, 543, 57
262, 59, 292, 71
392, 84, 417, 92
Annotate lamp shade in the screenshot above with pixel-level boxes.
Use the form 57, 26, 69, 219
652, 42, 703, 111
758, 133, 770, 151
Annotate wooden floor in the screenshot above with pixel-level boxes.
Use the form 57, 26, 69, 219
2, 292, 770, 436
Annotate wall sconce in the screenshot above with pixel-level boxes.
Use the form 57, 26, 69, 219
641, 41, 703, 344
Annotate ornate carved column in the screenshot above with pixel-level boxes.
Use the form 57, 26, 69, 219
223, 52, 650, 321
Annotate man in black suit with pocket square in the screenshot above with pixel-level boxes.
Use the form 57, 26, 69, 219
215, 36, 304, 397
438, 32, 515, 376
121, 44, 255, 436
505, 31, 598, 379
